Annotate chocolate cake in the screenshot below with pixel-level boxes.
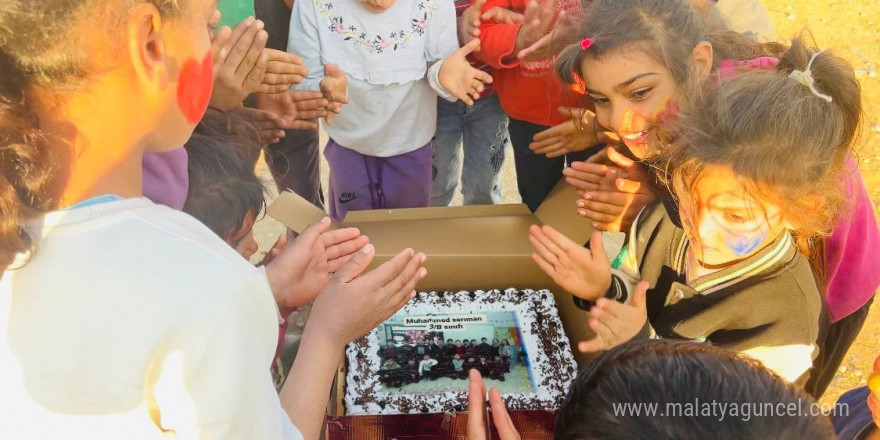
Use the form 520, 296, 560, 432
344, 288, 577, 415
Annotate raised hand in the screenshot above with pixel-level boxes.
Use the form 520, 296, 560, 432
264, 217, 370, 308
230, 106, 287, 146
511, 0, 557, 61
565, 147, 658, 232
308, 244, 428, 346
254, 89, 330, 136
530, 107, 610, 158
530, 228, 612, 301
439, 39, 494, 106
319, 63, 349, 123
210, 17, 269, 111
578, 281, 649, 353
259, 49, 309, 94
467, 369, 522, 440
458, 0, 487, 45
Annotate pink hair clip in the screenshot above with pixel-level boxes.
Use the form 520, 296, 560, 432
580, 38, 593, 50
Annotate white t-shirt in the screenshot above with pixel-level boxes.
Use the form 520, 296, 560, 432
290, 0, 458, 157
0, 198, 302, 440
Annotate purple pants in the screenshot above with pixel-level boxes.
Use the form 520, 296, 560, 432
325, 140, 433, 220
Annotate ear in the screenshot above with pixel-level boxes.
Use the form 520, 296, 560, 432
127, 3, 171, 91
225, 211, 257, 244
689, 41, 714, 79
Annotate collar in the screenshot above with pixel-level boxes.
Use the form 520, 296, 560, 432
672, 230, 797, 295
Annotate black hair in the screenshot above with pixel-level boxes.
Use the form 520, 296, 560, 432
554, 340, 835, 439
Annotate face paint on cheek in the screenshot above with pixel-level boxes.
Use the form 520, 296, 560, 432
652, 95, 678, 123
177, 51, 214, 124
722, 229, 768, 257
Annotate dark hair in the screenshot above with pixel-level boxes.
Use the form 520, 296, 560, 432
555, 340, 835, 439
183, 132, 266, 241
554, 0, 784, 88
656, 36, 862, 286
0, 1, 182, 266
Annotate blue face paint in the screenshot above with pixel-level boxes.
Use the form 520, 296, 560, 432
724, 229, 768, 256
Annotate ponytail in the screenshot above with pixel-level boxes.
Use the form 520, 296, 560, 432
0, 48, 54, 267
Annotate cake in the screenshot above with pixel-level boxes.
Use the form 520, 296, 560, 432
344, 288, 578, 415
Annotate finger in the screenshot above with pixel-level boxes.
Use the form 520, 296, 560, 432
291, 89, 327, 102
488, 388, 521, 440
295, 107, 329, 119
528, 229, 560, 267
264, 49, 305, 70
616, 177, 644, 194
467, 369, 489, 440
606, 146, 636, 167
384, 253, 427, 305
262, 69, 308, 85
585, 147, 612, 165
256, 83, 291, 94
211, 26, 233, 66
577, 198, 626, 216
334, 243, 376, 283
243, 51, 269, 94
531, 252, 557, 278
294, 217, 331, 248
532, 122, 567, 143
578, 209, 619, 225
227, 18, 263, 71
631, 281, 649, 310
578, 336, 606, 353
540, 224, 580, 256
326, 236, 371, 272
591, 301, 632, 341
589, 317, 617, 348
360, 248, 415, 287
580, 190, 628, 206
517, 32, 552, 60
238, 30, 268, 81
290, 119, 320, 130
456, 37, 483, 57
564, 176, 599, 192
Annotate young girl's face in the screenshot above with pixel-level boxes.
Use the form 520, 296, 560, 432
358, 0, 396, 13
228, 210, 258, 260
678, 165, 788, 267
581, 46, 678, 159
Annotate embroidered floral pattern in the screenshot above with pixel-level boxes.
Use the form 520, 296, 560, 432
317, 0, 435, 53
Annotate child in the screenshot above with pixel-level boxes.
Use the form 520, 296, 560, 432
533, 39, 863, 385
554, 0, 878, 397
452, 354, 466, 379
0, 0, 426, 438
464, 356, 480, 374
431, 0, 509, 207
488, 355, 506, 381
419, 355, 439, 380
468, 340, 837, 439
404, 359, 421, 384
454, 339, 465, 356
182, 133, 266, 260
380, 358, 403, 387
289, 0, 493, 220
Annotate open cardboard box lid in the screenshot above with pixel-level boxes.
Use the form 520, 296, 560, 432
268, 180, 598, 369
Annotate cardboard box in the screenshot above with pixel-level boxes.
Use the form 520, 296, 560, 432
267, 181, 597, 367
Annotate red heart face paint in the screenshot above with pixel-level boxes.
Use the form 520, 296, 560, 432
177, 51, 214, 124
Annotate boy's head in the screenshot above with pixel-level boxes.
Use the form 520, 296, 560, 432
455, 340, 462, 346
407, 359, 415, 365
447, 338, 454, 344
423, 355, 431, 360
481, 338, 488, 343
471, 339, 477, 344
494, 355, 501, 361
454, 354, 461, 360
183, 131, 265, 260
554, 340, 835, 439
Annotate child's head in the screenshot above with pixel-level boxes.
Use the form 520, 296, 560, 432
481, 338, 487, 343
455, 340, 462, 346
0, 0, 217, 262
554, 0, 779, 158
660, 39, 861, 268
183, 132, 266, 260
423, 354, 431, 360
468, 357, 476, 363
447, 338, 454, 344
554, 340, 835, 439
493, 355, 501, 361
383, 358, 395, 366
454, 354, 461, 360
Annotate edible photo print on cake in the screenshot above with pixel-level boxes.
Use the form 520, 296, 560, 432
344, 289, 577, 415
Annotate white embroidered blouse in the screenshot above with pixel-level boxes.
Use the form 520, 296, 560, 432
289, 0, 458, 157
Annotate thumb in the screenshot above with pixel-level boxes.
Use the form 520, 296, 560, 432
457, 37, 482, 56
606, 146, 635, 168
297, 217, 331, 246
334, 243, 375, 283
325, 63, 342, 78
631, 281, 649, 311
578, 337, 605, 353
473, 0, 488, 13
589, 231, 605, 263
615, 177, 643, 194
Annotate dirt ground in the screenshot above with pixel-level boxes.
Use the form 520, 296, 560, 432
253, 0, 879, 406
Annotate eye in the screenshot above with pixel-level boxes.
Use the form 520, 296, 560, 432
631, 87, 653, 101
589, 95, 609, 106
722, 211, 749, 223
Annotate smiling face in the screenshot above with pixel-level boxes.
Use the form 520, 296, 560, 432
677, 165, 788, 268
580, 46, 678, 159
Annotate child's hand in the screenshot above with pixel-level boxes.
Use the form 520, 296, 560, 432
254, 90, 330, 135
259, 49, 309, 93
467, 369, 522, 440
439, 39, 494, 106
319, 63, 348, 123
482, 7, 525, 25
210, 17, 269, 111
512, 0, 557, 60
458, 0, 486, 45
529, 228, 611, 301
308, 245, 427, 346
578, 281, 649, 353
564, 147, 659, 232
231, 106, 287, 146
530, 107, 609, 158
265, 218, 370, 308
